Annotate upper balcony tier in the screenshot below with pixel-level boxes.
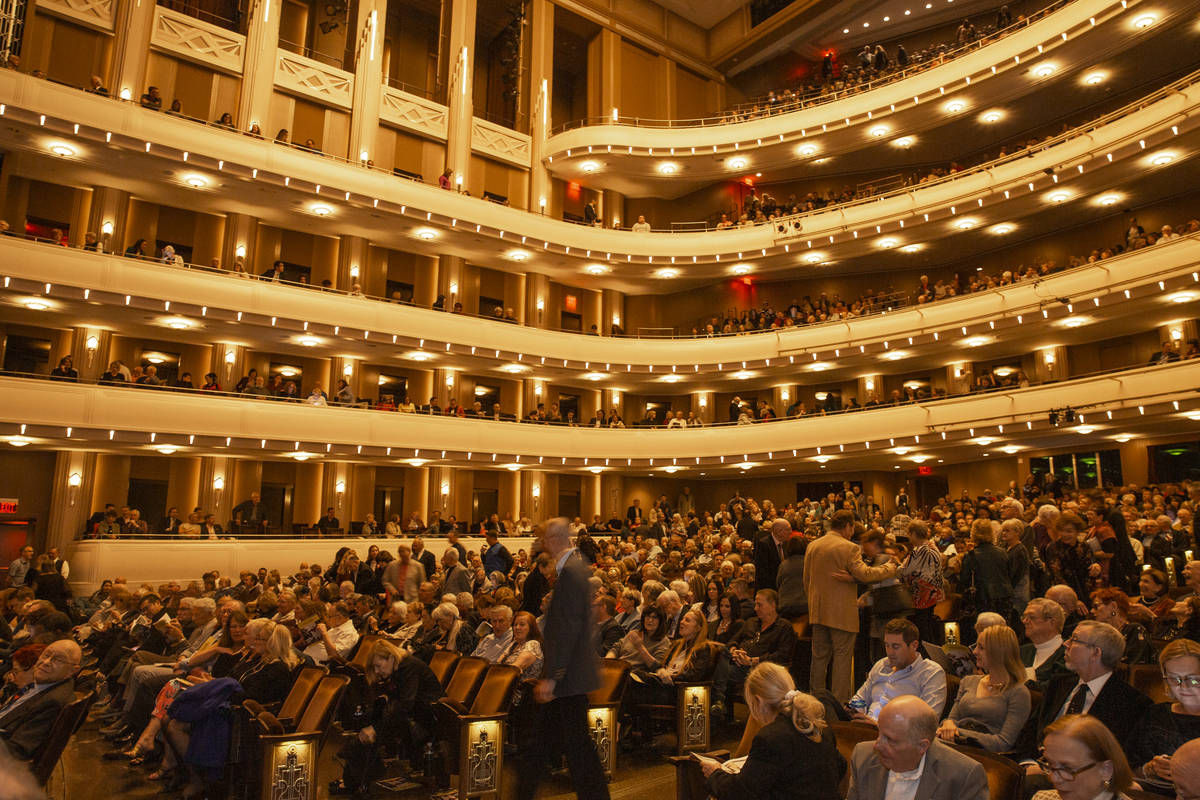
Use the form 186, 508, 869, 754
2, 360, 1198, 472
542, 0, 1190, 197
0, 65, 1196, 292
3, 232, 1199, 390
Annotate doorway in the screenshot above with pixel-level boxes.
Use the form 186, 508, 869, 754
127, 478, 168, 525
472, 489, 498, 528
261, 482, 294, 532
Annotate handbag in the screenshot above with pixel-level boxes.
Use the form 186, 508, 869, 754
871, 582, 914, 617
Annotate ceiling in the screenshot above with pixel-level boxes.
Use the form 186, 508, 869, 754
654, 0, 746, 29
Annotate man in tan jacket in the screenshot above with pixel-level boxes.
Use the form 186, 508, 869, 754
804, 510, 897, 701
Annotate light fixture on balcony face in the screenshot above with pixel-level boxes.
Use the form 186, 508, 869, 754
579, 160, 599, 173
727, 156, 747, 170
310, 203, 332, 216
655, 268, 680, 279
797, 144, 818, 157
943, 99, 966, 114
868, 125, 889, 137
1032, 63, 1057, 78
657, 162, 678, 175
979, 109, 1004, 124
415, 228, 438, 240
584, 264, 607, 275
49, 142, 75, 157
184, 174, 207, 188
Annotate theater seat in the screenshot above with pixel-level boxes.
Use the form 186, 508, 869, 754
32, 690, 96, 787
949, 742, 1022, 800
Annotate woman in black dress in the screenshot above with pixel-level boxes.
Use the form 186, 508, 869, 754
1128, 638, 1200, 785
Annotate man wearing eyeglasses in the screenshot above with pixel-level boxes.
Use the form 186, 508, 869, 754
1019, 598, 1070, 690
1018, 620, 1151, 762
0, 640, 82, 760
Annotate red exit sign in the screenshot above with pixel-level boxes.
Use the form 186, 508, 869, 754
917, 466, 933, 476
0, 498, 18, 514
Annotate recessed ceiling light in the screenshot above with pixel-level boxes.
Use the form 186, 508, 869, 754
881, 350, 909, 361
660, 374, 683, 383
7, 436, 32, 447
1046, 190, 1072, 204
1095, 193, 1123, 206
989, 223, 1015, 235
1000, 445, 1022, 454
973, 436, 996, 446
869, 125, 890, 137
727, 156, 747, 169
1149, 152, 1175, 167
1083, 71, 1107, 86
585, 264, 608, 275
877, 238, 899, 248
955, 218, 978, 230
993, 367, 1016, 377
657, 162, 678, 175
404, 350, 433, 361
1032, 63, 1057, 78
506, 249, 531, 262
165, 317, 193, 330
797, 144, 818, 157
184, 175, 207, 188
808, 362, 832, 371
154, 445, 179, 455
900, 244, 924, 253
813, 455, 833, 464
804, 253, 826, 264
909, 455, 930, 463
731, 263, 752, 275
731, 371, 754, 380
1075, 425, 1097, 434
964, 336, 990, 347
579, 160, 599, 173
980, 110, 1004, 124
415, 228, 438, 240
1168, 291, 1197, 304
583, 372, 609, 381
286, 452, 318, 461
278, 367, 299, 377
406, 458, 428, 467
49, 142, 75, 157
499, 363, 528, 373
1112, 434, 1133, 443
1060, 316, 1089, 328
891, 136, 915, 148
310, 204, 332, 216
738, 462, 754, 470
1132, 13, 1157, 28
943, 100, 966, 114
655, 268, 680, 278
297, 335, 322, 347
21, 298, 49, 311
893, 447, 911, 455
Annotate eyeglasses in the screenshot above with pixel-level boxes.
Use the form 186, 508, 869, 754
1036, 757, 1100, 781
1064, 635, 1098, 649
1163, 673, 1200, 689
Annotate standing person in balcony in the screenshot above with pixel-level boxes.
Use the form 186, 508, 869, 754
438, 168, 453, 189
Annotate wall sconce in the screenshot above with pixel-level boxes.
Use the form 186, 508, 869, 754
455, 174, 463, 189
67, 472, 81, 505
335, 479, 346, 509
532, 483, 540, 511
954, 365, 967, 380
342, 363, 353, 377
698, 394, 707, 409
1043, 350, 1057, 366
223, 349, 237, 379
119, 87, 131, 100
1171, 328, 1184, 341
212, 475, 224, 508
349, 264, 360, 279
944, 621, 960, 645
449, 281, 459, 296
84, 334, 99, 367
100, 220, 113, 236
234, 244, 246, 259
538, 196, 547, 215
610, 390, 620, 405
611, 107, 619, 122
1186, 550, 1194, 562
534, 383, 543, 397
864, 377, 875, 392
359, 149, 369, 163
536, 297, 545, 312
780, 387, 790, 402
445, 373, 455, 388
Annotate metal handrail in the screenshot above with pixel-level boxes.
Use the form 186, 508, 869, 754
548, 0, 1072, 133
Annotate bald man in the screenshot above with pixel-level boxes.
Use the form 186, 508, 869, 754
754, 518, 792, 592
1170, 738, 1200, 798
0, 639, 82, 760
846, 695, 988, 800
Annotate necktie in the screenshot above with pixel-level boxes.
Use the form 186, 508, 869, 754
1065, 683, 1089, 716
0, 684, 35, 716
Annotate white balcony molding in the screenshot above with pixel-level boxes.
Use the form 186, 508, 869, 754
150, 5, 246, 76
35, 0, 114, 32
274, 50, 354, 110
67, 535, 533, 593
3, 362, 1198, 464
3, 233, 1197, 370
379, 86, 448, 141
0, 66, 1193, 267
544, 0, 1124, 157
471, 117, 532, 169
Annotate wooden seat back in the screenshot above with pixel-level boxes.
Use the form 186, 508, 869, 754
32, 690, 95, 786
1128, 663, 1171, 704
951, 742, 1023, 800
277, 666, 324, 727
294, 674, 350, 733
588, 658, 631, 705
443, 656, 489, 706
429, 650, 460, 686
350, 635, 385, 670
468, 664, 522, 716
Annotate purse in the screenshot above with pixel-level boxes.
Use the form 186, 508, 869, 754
871, 582, 915, 617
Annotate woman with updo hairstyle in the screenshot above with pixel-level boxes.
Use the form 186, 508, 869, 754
1031, 714, 1134, 800
700, 662, 845, 799
1127, 638, 1200, 784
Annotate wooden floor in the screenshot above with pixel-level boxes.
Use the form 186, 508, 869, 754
57, 708, 745, 800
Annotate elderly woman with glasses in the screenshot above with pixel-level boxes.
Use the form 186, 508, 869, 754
1032, 713, 1134, 800
1127, 638, 1200, 786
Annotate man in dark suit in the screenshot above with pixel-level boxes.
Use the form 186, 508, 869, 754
846, 695, 988, 800
411, 537, 437, 582
593, 594, 623, 657
1019, 598, 1069, 689
157, 506, 182, 536
0, 639, 81, 761
753, 518, 790, 592
518, 518, 609, 800
1020, 620, 1152, 761
200, 514, 223, 538
625, 499, 643, 525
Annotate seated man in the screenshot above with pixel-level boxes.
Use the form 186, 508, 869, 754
1019, 598, 1069, 689
0, 640, 82, 761
1174, 738, 1200, 799
303, 602, 360, 665
471, 605, 514, 663
848, 618, 946, 722
592, 594, 623, 657
846, 695, 988, 800
716, 589, 797, 722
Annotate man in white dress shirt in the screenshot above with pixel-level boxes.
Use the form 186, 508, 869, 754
471, 605, 514, 663
846, 695, 988, 800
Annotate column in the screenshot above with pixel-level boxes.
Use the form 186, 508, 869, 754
525, 272, 550, 329
212, 343, 245, 390
581, 473, 601, 520
857, 374, 881, 405
500, 471, 521, 521
294, 462, 324, 530
439, 255, 464, 309
608, 388, 623, 423
47, 451, 97, 552
232, 461, 263, 514
405, 466, 430, 523
601, 189, 625, 230
523, 378, 546, 416
348, 0, 385, 163
527, 0, 554, 212
432, 467, 454, 520
331, 356, 360, 402
602, 288, 625, 336
692, 391, 713, 425
1033, 346, 1067, 384
351, 464, 375, 523
1162, 321, 1198, 349
413, 255, 439, 306
946, 362, 973, 396
337, 234, 369, 292
773, 385, 792, 415
166, 457, 202, 519
435, 368, 458, 408
198, 456, 234, 524
221, 213, 259, 273
323, 463, 352, 526
86, 187, 130, 255
597, 29, 620, 120
67, 188, 92, 248
111, 0, 158, 102
238, 0, 283, 131
659, 56, 677, 121
72, 327, 111, 382
443, 0, 477, 185
522, 470, 545, 520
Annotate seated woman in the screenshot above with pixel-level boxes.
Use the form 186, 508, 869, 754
1090, 588, 1153, 664
711, 595, 744, 647
1136, 568, 1175, 620
166, 618, 298, 797
936, 624, 1031, 753
1031, 713, 1135, 800
699, 662, 844, 800
502, 611, 544, 701
1128, 638, 1200, 786
607, 607, 671, 669
411, 601, 476, 661
627, 609, 715, 706
330, 640, 443, 796
1161, 597, 1200, 642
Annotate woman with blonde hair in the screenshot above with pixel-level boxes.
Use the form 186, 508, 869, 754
937, 624, 1031, 752
700, 661, 844, 799
1128, 638, 1200, 783
627, 609, 715, 707
1031, 714, 1134, 800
